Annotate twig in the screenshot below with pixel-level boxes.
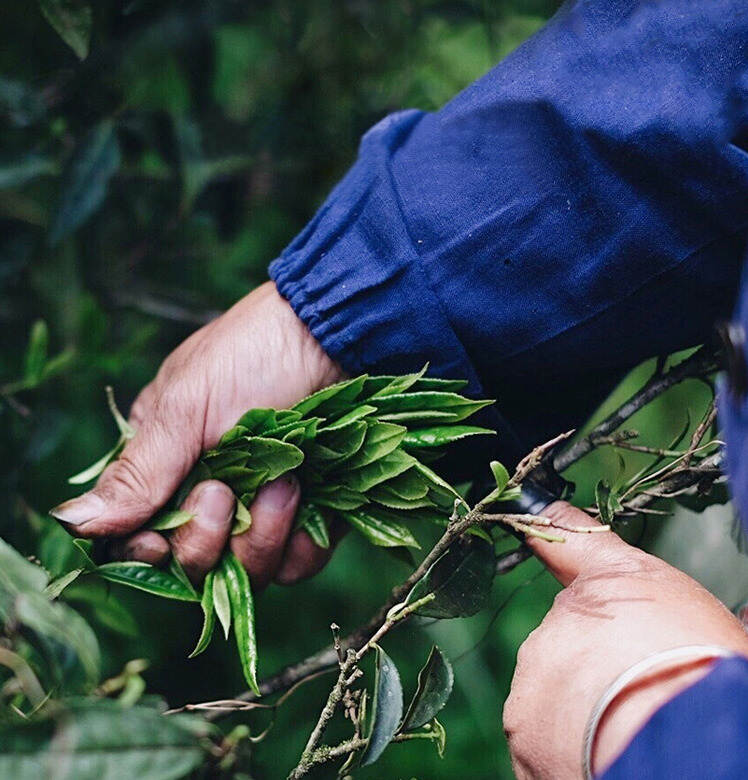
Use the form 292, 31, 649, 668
553, 346, 719, 473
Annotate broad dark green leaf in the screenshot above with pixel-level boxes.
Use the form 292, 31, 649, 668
202, 449, 249, 471
189, 570, 216, 658
315, 419, 367, 460
39, 0, 93, 59
405, 538, 495, 618
361, 645, 403, 767
403, 425, 493, 449
49, 120, 121, 244
94, 562, 199, 602
342, 509, 420, 548
0, 699, 210, 779
221, 553, 260, 695
210, 466, 268, 496
212, 569, 231, 640
343, 422, 406, 469
402, 646, 454, 730
342, 450, 416, 492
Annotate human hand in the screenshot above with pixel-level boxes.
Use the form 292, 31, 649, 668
50, 281, 345, 588
503, 501, 748, 779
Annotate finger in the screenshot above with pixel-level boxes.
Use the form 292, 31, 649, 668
49, 390, 203, 537
108, 530, 171, 566
128, 382, 157, 427
275, 521, 348, 585
230, 475, 300, 590
170, 480, 235, 584
525, 501, 630, 587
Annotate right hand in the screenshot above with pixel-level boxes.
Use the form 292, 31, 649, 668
50, 281, 345, 588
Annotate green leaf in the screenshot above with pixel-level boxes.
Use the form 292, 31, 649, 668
146, 510, 193, 531
38, 0, 93, 59
405, 538, 495, 618
94, 562, 199, 602
309, 485, 368, 511
0, 699, 210, 779
370, 392, 493, 423
402, 425, 494, 449
401, 646, 454, 731
212, 569, 232, 640
44, 568, 83, 599
292, 375, 367, 416
342, 450, 416, 492
490, 460, 510, 493
49, 119, 121, 244
189, 571, 216, 658
168, 557, 198, 600
368, 365, 428, 398
67, 439, 124, 485
319, 404, 377, 430
14, 590, 100, 690
297, 505, 330, 548
232, 499, 252, 535
342, 509, 420, 549
0, 536, 49, 598
360, 645, 403, 767
234, 407, 281, 433
314, 420, 367, 460
343, 422, 407, 469
431, 717, 447, 758
221, 553, 260, 695
413, 461, 464, 505
595, 480, 613, 525
369, 486, 435, 510
0, 153, 56, 190
245, 437, 304, 480
210, 466, 268, 496
202, 449, 250, 471
383, 470, 430, 500
23, 319, 48, 383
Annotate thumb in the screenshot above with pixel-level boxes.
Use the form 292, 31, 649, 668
525, 501, 631, 587
50, 397, 202, 537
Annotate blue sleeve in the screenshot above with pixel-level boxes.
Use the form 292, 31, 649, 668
270, 0, 748, 453
601, 657, 748, 779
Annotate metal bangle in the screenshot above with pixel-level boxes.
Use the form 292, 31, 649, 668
582, 644, 736, 779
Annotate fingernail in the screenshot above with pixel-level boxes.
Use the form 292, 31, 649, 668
256, 475, 299, 512
49, 492, 106, 526
194, 482, 235, 526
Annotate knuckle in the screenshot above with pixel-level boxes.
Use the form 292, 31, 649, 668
102, 455, 158, 511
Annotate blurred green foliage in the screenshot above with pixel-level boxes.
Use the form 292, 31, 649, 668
2, 2, 731, 778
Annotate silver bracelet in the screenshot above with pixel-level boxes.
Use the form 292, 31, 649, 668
582, 644, 736, 779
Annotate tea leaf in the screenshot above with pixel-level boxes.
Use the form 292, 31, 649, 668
68, 439, 124, 485
146, 510, 194, 531
343, 422, 406, 469
221, 553, 259, 695
309, 485, 368, 511
342, 509, 420, 548
212, 569, 232, 639
401, 646, 454, 731
360, 645, 403, 767
189, 570, 216, 658
49, 119, 121, 244
343, 450, 416, 492
405, 538, 495, 618
39, 0, 93, 59
232, 499, 252, 535
403, 425, 493, 449
292, 375, 367, 416
95, 562, 200, 602
297, 505, 330, 548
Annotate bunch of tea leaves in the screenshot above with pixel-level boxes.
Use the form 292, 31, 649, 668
62, 367, 494, 693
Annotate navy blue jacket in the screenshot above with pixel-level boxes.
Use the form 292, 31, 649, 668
270, 0, 748, 776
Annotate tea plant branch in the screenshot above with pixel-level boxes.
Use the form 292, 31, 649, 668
553, 346, 720, 473
288, 593, 436, 780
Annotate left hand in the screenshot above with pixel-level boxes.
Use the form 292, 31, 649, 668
503, 501, 748, 779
